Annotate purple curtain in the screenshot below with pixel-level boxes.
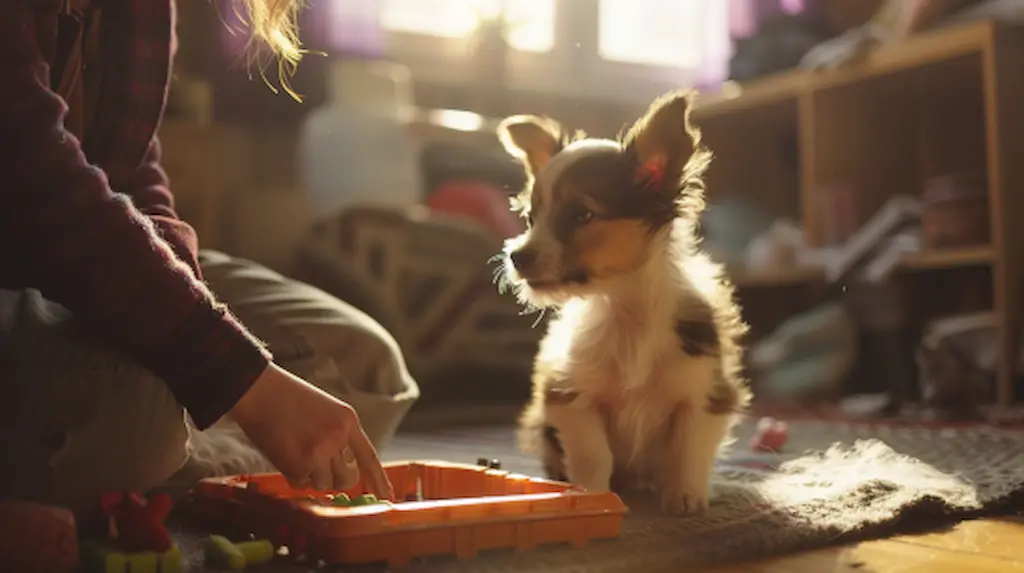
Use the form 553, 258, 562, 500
301, 0, 385, 58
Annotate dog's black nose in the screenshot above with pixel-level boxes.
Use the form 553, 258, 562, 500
509, 248, 538, 270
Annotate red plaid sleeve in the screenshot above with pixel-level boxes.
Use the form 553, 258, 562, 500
118, 137, 204, 278
0, 1, 271, 429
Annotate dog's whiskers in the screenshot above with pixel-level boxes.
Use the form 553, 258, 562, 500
488, 253, 513, 294
531, 308, 547, 328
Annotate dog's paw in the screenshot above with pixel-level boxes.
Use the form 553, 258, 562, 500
660, 487, 709, 516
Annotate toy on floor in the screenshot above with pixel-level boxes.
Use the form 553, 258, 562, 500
476, 457, 502, 469
99, 492, 174, 553
81, 541, 181, 573
185, 461, 627, 569
750, 417, 789, 452
81, 492, 180, 573
203, 536, 274, 570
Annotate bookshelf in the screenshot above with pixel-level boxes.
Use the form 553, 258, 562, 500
694, 20, 1024, 410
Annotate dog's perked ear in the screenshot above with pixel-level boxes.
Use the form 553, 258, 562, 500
497, 115, 565, 178
622, 90, 709, 200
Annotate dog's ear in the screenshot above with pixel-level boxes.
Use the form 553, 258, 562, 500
497, 115, 564, 177
623, 90, 705, 195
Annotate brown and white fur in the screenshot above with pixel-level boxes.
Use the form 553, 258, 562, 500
496, 91, 750, 515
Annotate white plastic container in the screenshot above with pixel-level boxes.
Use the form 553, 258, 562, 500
300, 59, 421, 216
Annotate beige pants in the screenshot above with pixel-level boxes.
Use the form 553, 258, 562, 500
0, 251, 419, 512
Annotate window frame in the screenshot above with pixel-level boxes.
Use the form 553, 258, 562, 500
377, 0, 729, 106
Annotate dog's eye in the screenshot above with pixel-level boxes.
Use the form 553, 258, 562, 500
575, 208, 594, 225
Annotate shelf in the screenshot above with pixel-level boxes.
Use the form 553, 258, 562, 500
693, 73, 806, 122
693, 20, 999, 121
900, 245, 994, 269
728, 246, 994, 288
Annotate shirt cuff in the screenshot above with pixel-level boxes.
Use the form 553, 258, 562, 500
146, 299, 273, 430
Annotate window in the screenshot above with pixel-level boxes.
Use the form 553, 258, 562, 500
597, 0, 705, 68
380, 0, 556, 52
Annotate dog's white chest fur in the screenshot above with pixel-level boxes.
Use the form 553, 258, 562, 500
541, 292, 718, 469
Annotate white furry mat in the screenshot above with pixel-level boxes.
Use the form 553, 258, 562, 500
171, 420, 1024, 572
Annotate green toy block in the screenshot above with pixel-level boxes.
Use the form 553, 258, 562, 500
204, 535, 246, 570
82, 543, 126, 573
81, 542, 181, 573
159, 546, 182, 573
203, 535, 275, 570
126, 552, 157, 573
235, 540, 274, 566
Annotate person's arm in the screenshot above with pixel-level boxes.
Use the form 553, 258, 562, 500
118, 137, 204, 278
0, 1, 270, 429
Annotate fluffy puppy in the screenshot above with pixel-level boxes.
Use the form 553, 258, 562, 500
496, 91, 750, 515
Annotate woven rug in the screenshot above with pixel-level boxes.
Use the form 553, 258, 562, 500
172, 419, 1024, 572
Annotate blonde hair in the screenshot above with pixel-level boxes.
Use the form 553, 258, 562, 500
234, 0, 306, 99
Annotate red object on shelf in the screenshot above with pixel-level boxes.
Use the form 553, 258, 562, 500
98, 492, 174, 553
186, 461, 627, 569
750, 417, 789, 452
426, 180, 525, 239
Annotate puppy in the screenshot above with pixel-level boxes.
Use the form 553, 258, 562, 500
496, 91, 750, 515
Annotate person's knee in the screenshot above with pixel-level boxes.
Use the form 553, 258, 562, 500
196, 253, 420, 449
47, 368, 190, 511
291, 302, 420, 449
0, 289, 189, 511
317, 304, 413, 394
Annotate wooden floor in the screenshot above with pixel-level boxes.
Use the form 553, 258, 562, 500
711, 517, 1024, 572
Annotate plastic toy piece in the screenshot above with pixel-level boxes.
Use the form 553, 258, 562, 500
235, 540, 274, 567
98, 492, 173, 553
80, 541, 181, 573
203, 536, 274, 570
204, 536, 245, 570
750, 417, 789, 452
186, 461, 628, 569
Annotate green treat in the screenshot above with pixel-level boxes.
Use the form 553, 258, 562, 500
331, 493, 352, 506
350, 494, 379, 506
204, 535, 246, 571
235, 540, 275, 566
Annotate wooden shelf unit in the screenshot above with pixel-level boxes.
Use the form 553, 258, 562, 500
695, 20, 1024, 410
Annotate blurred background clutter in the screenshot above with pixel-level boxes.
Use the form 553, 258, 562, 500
166, 0, 1024, 426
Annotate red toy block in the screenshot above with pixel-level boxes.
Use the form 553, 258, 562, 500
99, 492, 174, 553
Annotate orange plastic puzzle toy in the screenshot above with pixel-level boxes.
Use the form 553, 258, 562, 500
186, 460, 628, 568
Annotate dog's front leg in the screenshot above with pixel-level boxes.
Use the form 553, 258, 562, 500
662, 364, 738, 515
545, 399, 613, 492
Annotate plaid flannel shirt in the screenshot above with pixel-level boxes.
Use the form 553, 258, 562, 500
0, 0, 272, 429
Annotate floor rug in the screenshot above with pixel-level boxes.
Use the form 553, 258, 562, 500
172, 419, 1024, 572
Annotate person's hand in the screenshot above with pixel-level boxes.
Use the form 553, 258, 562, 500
228, 363, 394, 499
